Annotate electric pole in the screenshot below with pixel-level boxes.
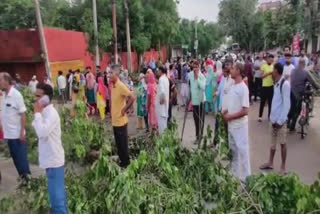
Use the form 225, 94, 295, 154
34, 0, 51, 81
112, 0, 118, 64
92, 0, 100, 66
124, 0, 132, 72
194, 21, 198, 59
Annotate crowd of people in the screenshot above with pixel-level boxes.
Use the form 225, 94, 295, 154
0, 46, 320, 213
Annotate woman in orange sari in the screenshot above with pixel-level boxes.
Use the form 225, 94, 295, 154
97, 77, 107, 120
146, 70, 157, 132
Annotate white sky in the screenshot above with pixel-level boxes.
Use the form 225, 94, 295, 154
177, 0, 266, 22
177, 0, 221, 22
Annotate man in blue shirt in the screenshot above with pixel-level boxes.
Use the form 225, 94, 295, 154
278, 46, 296, 67
260, 63, 291, 175
188, 60, 206, 143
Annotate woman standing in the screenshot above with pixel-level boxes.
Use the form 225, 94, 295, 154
205, 65, 217, 113
97, 77, 107, 120
86, 69, 97, 115
137, 73, 148, 130
146, 70, 157, 132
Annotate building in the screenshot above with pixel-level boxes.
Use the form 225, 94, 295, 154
0, 28, 168, 85
259, 0, 282, 11
304, 0, 320, 53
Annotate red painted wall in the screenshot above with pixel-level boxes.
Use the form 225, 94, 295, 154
0, 28, 169, 83
0, 63, 45, 84
0, 29, 41, 63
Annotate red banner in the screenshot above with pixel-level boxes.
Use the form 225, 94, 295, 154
292, 34, 300, 55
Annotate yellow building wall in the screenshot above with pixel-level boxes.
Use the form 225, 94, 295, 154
50, 60, 84, 86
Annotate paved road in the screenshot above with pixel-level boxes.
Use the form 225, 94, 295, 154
175, 98, 320, 184
1, 98, 319, 200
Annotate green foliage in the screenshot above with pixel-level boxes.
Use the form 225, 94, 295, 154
1, 115, 320, 214
173, 19, 222, 57
214, 112, 232, 160
247, 173, 320, 214
219, 0, 258, 51
218, 0, 307, 51
0, 0, 36, 30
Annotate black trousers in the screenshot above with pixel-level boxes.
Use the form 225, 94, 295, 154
144, 114, 149, 130
259, 86, 274, 118
248, 79, 254, 103
287, 92, 302, 130
113, 124, 130, 167
193, 103, 205, 140
253, 78, 262, 101
168, 103, 172, 125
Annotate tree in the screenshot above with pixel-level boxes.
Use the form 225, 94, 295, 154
173, 19, 222, 57
0, 0, 36, 30
218, 0, 258, 51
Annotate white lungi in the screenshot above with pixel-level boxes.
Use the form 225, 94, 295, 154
180, 83, 189, 106
158, 116, 168, 134
228, 124, 251, 181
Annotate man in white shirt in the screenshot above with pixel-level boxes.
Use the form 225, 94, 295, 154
223, 63, 251, 181
221, 59, 235, 111
283, 53, 295, 80
260, 63, 290, 175
253, 55, 264, 101
28, 75, 38, 94
156, 66, 170, 134
57, 71, 67, 104
0, 72, 31, 182
216, 58, 223, 76
32, 83, 68, 214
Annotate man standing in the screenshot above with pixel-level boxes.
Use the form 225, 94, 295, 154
110, 65, 135, 168
189, 61, 206, 142
86, 66, 97, 115
0, 72, 31, 182
259, 54, 274, 122
32, 83, 68, 214
279, 46, 296, 67
156, 66, 170, 134
283, 53, 295, 80
287, 58, 320, 131
223, 63, 250, 181
57, 71, 67, 104
220, 58, 235, 112
244, 56, 253, 104
253, 54, 264, 101
28, 75, 38, 94
260, 63, 290, 175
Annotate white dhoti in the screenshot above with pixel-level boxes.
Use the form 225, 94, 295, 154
228, 124, 251, 181
180, 83, 189, 106
158, 116, 168, 134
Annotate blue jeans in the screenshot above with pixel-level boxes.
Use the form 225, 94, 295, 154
6, 139, 31, 177
46, 166, 68, 214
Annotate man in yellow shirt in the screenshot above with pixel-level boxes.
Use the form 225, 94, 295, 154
259, 54, 274, 122
110, 64, 135, 167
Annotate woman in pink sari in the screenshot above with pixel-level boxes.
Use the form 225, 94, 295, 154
146, 70, 157, 131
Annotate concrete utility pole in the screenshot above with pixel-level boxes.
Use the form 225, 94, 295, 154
124, 0, 132, 72
34, 0, 52, 81
92, 0, 100, 66
194, 21, 198, 59
112, 0, 118, 64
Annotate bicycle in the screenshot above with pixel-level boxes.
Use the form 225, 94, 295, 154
298, 82, 314, 139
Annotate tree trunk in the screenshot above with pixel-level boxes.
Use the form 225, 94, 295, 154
124, 0, 132, 72
34, 0, 51, 81
112, 0, 118, 64
92, 0, 100, 66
